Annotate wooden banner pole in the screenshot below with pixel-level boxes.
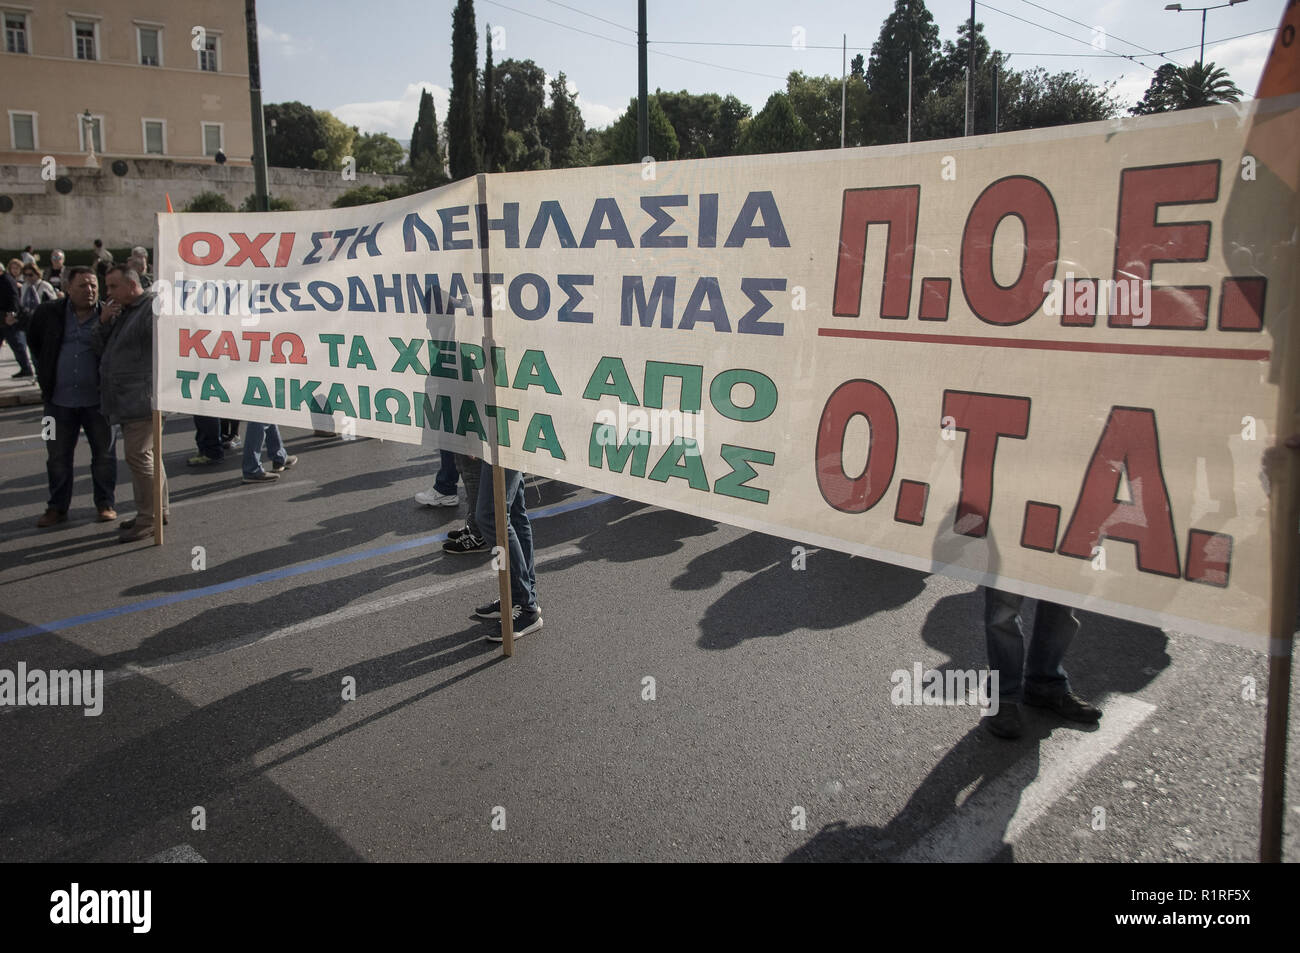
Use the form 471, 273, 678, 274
152, 409, 164, 546
475, 172, 514, 655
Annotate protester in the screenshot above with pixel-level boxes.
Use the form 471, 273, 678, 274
1, 258, 34, 378
45, 250, 67, 294
188, 415, 226, 466
221, 418, 241, 450
91, 239, 113, 300
20, 261, 57, 313
981, 590, 1101, 739
415, 451, 460, 507
472, 464, 542, 640
127, 247, 152, 289
26, 267, 117, 527
20, 245, 37, 266
242, 420, 298, 484
443, 452, 489, 554
94, 265, 168, 542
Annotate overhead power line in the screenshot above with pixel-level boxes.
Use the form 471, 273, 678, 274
1016, 0, 1177, 66
543, 0, 636, 35
977, 1, 1157, 71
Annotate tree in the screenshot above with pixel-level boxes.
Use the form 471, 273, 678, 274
446, 0, 482, 179
183, 191, 234, 212
546, 72, 583, 169
737, 92, 814, 154
850, 53, 865, 80
714, 94, 752, 157
481, 25, 508, 172
312, 111, 356, 171
867, 0, 941, 140
1169, 61, 1243, 109
496, 58, 550, 170
240, 193, 296, 211
263, 101, 326, 168
354, 132, 405, 173
932, 19, 989, 90
1130, 63, 1181, 115
409, 88, 449, 188
602, 96, 679, 164
1001, 67, 1119, 131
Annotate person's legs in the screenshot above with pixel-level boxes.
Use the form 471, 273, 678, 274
2, 324, 33, 373
193, 415, 223, 460
121, 419, 158, 525
454, 452, 481, 537
435, 450, 459, 496
81, 406, 117, 511
476, 464, 536, 610
243, 421, 269, 476
43, 403, 80, 513
1024, 600, 1080, 699
263, 424, 287, 466
983, 587, 1027, 702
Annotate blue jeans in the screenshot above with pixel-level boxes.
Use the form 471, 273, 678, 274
2, 323, 32, 372
475, 463, 537, 610
194, 415, 224, 459
435, 450, 459, 495
243, 421, 287, 476
44, 402, 116, 511
983, 588, 1078, 701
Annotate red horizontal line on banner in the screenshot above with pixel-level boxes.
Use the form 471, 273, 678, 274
818, 328, 1272, 361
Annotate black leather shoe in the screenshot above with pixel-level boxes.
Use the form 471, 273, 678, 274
1024, 689, 1102, 723
984, 702, 1022, 739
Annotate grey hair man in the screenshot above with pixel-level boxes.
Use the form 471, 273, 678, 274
94, 265, 168, 542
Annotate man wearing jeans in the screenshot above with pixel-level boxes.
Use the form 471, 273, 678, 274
26, 267, 117, 527
982, 588, 1101, 738
242, 420, 298, 484
472, 463, 542, 640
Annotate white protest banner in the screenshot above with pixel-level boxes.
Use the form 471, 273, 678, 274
156, 97, 1300, 648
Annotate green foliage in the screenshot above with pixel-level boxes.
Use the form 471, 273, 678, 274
867, 0, 941, 140
737, 92, 813, 155
496, 58, 550, 171
655, 90, 752, 160
447, 0, 482, 179
784, 72, 876, 149
354, 132, 405, 173
183, 191, 235, 213
312, 111, 357, 172
1131, 61, 1243, 112
601, 96, 680, 165
482, 26, 508, 173
331, 184, 411, 208
264, 101, 326, 169
546, 72, 583, 169
240, 194, 296, 212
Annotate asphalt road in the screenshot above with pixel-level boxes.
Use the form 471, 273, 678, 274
1, 385, 1297, 862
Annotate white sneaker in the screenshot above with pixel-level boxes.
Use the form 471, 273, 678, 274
415, 489, 459, 507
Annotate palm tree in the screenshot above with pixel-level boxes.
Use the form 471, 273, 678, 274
1170, 61, 1243, 109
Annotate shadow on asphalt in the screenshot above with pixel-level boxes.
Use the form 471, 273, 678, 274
784, 595, 1169, 862
0, 616, 499, 861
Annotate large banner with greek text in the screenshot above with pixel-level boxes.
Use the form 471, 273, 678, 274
156, 98, 1300, 647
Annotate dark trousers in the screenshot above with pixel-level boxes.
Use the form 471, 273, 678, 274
220, 419, 241, 440
2, 322, 32, 372
194, 415, 224, 459
45, 402, 116, 512
435, 450, 459, 495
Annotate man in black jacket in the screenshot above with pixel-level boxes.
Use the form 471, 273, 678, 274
1, 260, 34, 377
27, 266, 117, 527
95, 265, 167, 542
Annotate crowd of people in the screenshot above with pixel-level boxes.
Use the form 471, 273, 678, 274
2, 241, 537, 640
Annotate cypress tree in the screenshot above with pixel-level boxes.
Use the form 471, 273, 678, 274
482, 24, 507, 173
447, 0, 482, 179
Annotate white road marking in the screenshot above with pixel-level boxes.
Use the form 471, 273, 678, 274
100, 544, 583, 684
145, 844, 206, 863
898, 694, 1156, 862
0, 433, 40, 443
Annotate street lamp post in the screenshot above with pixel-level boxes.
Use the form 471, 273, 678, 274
1164, 0, 1249, 65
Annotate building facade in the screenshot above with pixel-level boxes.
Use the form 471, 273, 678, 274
1, 0, 252, 167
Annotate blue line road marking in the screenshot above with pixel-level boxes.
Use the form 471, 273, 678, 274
0, 493, 615, 644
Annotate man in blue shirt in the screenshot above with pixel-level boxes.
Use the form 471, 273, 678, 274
26, 266, 117, 527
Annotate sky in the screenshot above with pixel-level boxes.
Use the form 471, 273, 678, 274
255, 0, 1287, 141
